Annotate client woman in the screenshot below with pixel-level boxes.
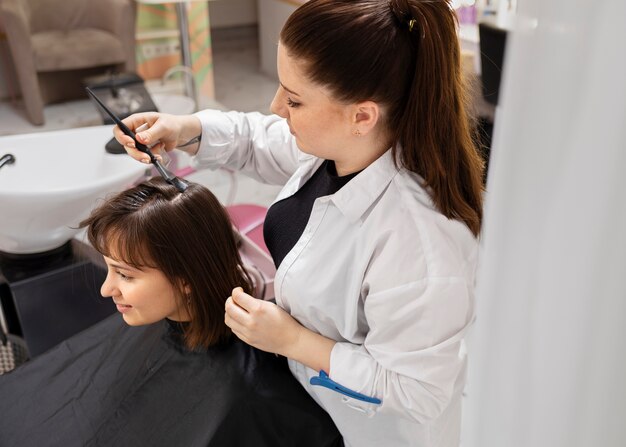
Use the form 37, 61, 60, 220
0, 178, 342, 447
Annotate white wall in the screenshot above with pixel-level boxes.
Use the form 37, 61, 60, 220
208, 0, 258, 29
257, 0, 298, 78
464, 1, 626, 446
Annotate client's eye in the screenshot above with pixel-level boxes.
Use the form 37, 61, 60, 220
116, 271, 133, 281
287, 98, 300, 108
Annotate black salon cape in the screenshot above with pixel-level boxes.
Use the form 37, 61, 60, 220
0, 315, 343, 447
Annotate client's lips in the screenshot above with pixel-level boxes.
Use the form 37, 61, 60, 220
114, 302, 133, 313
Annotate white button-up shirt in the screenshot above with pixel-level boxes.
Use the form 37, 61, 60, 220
193, 110, 478, 447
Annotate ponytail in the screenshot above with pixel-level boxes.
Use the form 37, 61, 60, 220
389, 0, 484, 236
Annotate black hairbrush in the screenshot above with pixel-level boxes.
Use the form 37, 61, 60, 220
86, 87, 188, 193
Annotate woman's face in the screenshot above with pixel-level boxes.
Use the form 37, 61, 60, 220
270, 43, 355, 165
100, 255, 190, 326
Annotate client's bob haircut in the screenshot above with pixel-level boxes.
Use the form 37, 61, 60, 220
80, 177, 253, 349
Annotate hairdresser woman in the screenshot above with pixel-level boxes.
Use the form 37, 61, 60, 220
115, 1, 484, 445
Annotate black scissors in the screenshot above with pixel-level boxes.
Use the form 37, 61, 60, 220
86, 87, 188, 193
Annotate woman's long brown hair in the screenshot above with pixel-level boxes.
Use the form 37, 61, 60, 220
81, 178, 253, 350
281, 0, 484, 236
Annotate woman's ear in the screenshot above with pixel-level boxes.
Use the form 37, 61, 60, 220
352, 101, 380, 137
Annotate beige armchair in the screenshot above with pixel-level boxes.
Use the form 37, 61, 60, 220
0, 0, 136, 125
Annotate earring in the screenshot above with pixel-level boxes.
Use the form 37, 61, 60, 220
353, 129, 362, 136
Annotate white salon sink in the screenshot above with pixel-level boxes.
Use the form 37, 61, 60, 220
0, 126, 148, 254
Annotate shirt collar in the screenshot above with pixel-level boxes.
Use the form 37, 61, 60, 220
272, 149, 400, 223
329, 149, 400, 223
272, 155, 322, 203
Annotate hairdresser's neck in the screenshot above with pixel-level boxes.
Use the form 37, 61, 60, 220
334, 131, 391, 176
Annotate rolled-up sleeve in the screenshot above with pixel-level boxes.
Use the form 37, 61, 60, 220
329, 277, 473, 424
192, 109, 303, 185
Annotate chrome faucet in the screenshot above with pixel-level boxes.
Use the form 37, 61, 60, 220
0, 153, 16, 170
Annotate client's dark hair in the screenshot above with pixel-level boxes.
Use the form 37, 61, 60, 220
80, 177, 253, 349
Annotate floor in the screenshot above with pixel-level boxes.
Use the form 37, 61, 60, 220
0, 26, 282, 208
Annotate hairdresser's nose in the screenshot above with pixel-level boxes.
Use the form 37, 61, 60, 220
100, 271, 117, 299
270, 87, 288, 119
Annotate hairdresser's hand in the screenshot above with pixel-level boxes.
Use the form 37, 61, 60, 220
225, 288, 335, 373
225, 287, 304, 357
113, 112, 202, 163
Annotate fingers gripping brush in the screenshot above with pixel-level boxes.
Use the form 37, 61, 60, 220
85, 87, 189, 193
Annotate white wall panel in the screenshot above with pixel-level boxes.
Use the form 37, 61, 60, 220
464, 1, 626, 446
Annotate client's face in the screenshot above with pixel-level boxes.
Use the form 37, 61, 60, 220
100, 255, 191, 326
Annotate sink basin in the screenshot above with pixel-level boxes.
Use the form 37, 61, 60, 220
0, 126, 148, 254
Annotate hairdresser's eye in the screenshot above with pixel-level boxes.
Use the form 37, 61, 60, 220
286, 98, 300, 108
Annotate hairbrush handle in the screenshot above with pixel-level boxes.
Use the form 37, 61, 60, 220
86, 87, 187, 192
85, 87, 153, 158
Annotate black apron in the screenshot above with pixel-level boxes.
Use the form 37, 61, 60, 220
0, 315, 343, 447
